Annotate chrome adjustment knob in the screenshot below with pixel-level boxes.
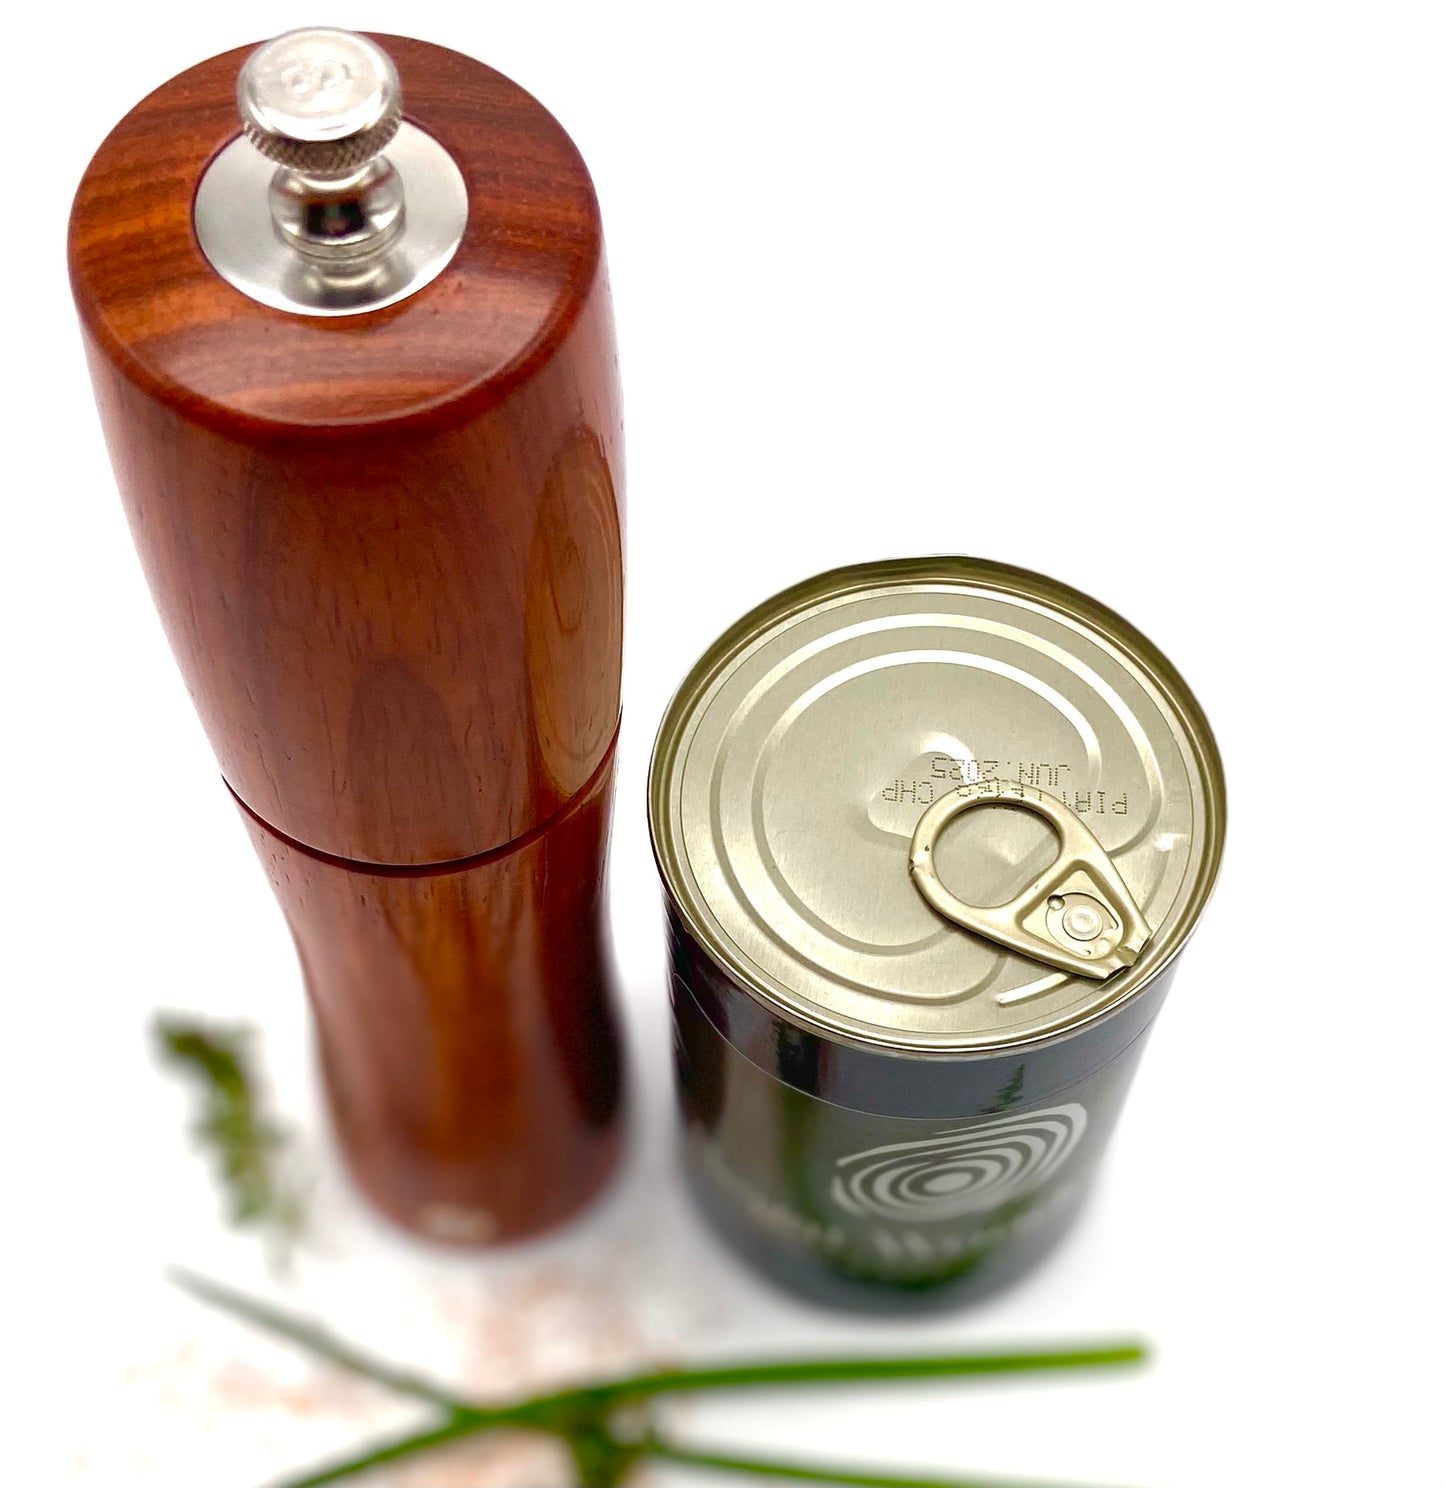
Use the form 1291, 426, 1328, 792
237, 28, 405, 262
195, 27, 468, 315
238, 28, 402, 174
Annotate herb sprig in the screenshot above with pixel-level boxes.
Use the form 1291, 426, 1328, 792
172, 1269, 1144, 1488
155, 1016, 305, 1266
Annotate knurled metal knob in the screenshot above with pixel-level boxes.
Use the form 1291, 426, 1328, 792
237, 27, 402, 175
197, 27, 467, 314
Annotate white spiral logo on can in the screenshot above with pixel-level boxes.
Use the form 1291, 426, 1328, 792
830, 1104, 1088, 1223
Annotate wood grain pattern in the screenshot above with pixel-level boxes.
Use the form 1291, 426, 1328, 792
69, 34, 627, 1240
69, 35, 624, 864
240, 742, 623, 1245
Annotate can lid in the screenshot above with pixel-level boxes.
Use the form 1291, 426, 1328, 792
649, 558, 1226, 1054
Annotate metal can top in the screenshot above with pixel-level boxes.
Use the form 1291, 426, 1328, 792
649, 558, 1225, 1055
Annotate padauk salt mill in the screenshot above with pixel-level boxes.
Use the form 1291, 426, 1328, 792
68, 29, 626, 1243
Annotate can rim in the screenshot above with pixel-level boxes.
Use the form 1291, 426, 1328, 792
647, 556, 1227, 1058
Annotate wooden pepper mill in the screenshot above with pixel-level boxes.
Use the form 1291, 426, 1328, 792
68, 28, 626, 1244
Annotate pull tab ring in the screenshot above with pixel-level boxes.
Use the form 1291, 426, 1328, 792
908, 782, 1151, 979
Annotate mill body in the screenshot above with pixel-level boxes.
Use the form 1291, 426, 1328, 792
69, 31, 626, 1243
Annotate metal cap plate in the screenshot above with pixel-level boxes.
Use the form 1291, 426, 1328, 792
649, 558, 1225, 1054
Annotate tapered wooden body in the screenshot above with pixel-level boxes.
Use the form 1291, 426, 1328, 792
69, 35, 626, 1241
240, 745, 622, 1244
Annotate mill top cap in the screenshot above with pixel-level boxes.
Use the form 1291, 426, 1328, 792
649, 558, 1226, 1055
69, 33, 620, 863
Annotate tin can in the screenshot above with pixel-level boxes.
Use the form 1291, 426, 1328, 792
648, 558, 1225, 1307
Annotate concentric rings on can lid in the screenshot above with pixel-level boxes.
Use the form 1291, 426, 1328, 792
648, 558, 1225, 1054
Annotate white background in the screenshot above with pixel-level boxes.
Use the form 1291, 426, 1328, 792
5, 3, 1442, 1484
